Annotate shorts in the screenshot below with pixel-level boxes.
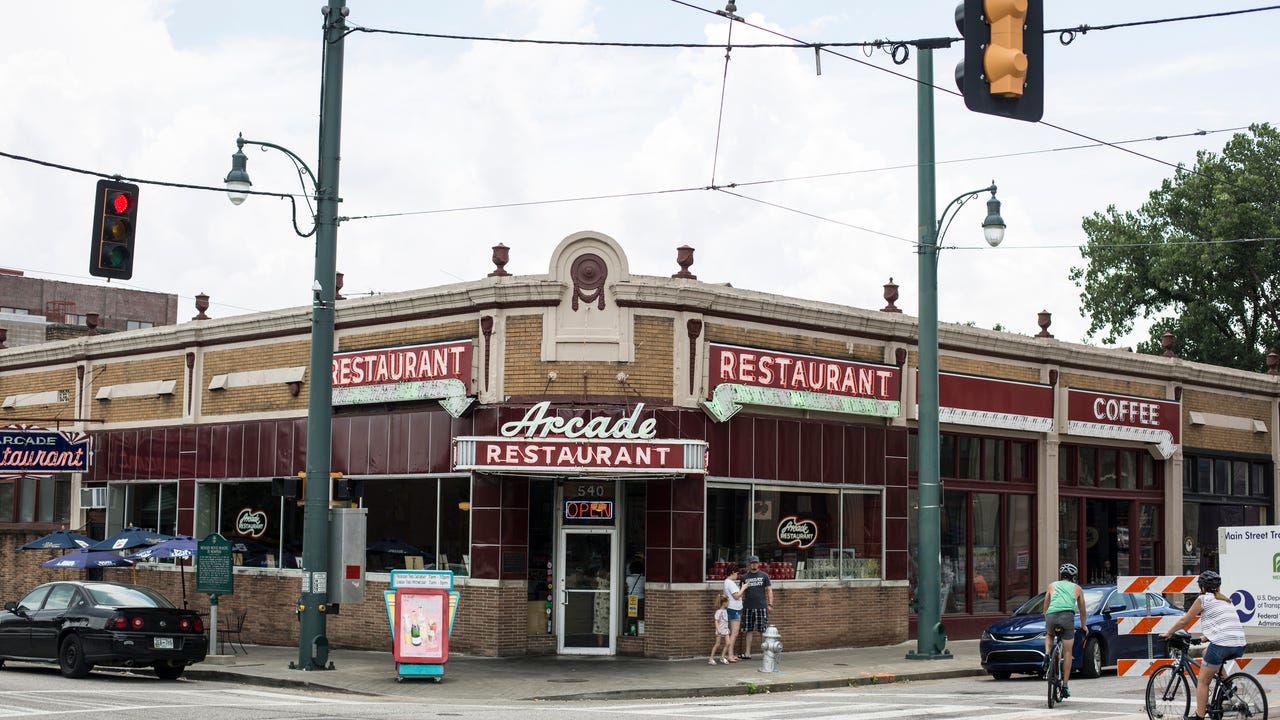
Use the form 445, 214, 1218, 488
726, 608, 741, 622
742, 607, 769, 632
1203, 642, 1245, 668
1044, 611, 1076, 637
715, 630, 729, 637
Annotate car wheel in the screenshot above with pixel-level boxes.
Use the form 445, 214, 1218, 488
1080, 636, 1103, 679
153, 661, 185, 681
989, 670, 1012, 680
59, 635, 92, 679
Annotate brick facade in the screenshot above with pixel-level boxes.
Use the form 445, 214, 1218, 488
2, 231, 1277, 659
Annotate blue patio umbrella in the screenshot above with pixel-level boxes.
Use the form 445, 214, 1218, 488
128, 536, 197, 607
89, 526, 174, 552
41, 548, 133, 569
366, 539, 427, 556
20, 529, 95, 551
127, 535, 197, 561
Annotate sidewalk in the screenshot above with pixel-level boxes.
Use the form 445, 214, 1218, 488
183, 639, 988, 701
184, 632, 1280, 702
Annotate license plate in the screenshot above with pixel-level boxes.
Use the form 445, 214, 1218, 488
153, 637, 174, 649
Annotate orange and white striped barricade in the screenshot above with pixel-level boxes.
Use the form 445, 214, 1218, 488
1117, 658, 1176, 677
1230, 657, 1280, 675
1116, 575, 1200, 594
1117, 616, 1199, 635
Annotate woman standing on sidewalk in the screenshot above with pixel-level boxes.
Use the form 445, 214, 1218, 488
722, 564, 747, 662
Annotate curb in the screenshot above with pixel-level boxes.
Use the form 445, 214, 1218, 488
527, 667, 988, 702
182, 668, 377, 697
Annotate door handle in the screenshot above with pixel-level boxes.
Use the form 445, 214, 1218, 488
561, 589, 568, 607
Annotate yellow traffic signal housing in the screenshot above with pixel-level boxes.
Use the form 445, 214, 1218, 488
955, 0, 1043, 122
983, 0, 1027, 97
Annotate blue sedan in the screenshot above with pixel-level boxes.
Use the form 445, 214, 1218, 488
979, 584, 1182, 680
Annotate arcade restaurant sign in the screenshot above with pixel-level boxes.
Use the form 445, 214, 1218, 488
453, 402, 707, 475
0, 426, 91, 477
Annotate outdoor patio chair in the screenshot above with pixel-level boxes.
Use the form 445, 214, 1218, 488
219, 609, 249, 655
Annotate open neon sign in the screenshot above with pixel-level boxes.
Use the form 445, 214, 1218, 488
565, 500, 613, 520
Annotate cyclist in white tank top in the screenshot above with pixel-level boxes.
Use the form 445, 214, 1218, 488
1161, 570, 1246, 720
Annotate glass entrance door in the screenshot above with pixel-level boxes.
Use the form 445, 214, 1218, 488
557, 528, 615, 654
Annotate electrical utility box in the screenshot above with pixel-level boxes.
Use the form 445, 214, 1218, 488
328, 506, 368, 605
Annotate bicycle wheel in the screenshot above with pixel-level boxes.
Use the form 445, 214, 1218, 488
1047, 643, 1063, 709
1145, 664, 1190, 720
1218, 672, 1268, 719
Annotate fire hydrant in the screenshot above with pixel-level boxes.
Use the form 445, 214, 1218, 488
760, 625, 782, 673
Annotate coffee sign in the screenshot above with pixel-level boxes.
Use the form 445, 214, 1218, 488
777, 516, 818, 549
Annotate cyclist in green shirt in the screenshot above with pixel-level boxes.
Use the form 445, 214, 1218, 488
1042, 563, 1087, 697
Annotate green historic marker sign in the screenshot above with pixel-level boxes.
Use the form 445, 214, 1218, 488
196, 533, 234, 597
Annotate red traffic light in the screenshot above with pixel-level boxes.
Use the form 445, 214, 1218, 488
111, 191, 132, 214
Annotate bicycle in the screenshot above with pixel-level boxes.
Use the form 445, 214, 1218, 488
1046, 625, 1067, 708
1145, 630, 1268, 720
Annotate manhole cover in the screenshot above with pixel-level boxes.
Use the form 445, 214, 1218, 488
547, 678, 590, 683
833, 663, 849, 666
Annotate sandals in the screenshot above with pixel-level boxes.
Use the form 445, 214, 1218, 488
726, 657, 739, 663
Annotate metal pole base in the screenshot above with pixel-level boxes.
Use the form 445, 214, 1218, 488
905, 649, 954, 660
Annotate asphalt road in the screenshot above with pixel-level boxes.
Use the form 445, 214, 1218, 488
0, 663, 1274, 720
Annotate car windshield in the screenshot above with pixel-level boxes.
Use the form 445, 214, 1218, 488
1012, 587, 1111, 616
84, 584, 174, 609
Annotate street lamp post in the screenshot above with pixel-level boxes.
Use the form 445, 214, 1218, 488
907, 44, 1005, 661
224, 0, 349, 672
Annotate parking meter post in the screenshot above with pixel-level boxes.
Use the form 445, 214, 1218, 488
209, 594, 219, 655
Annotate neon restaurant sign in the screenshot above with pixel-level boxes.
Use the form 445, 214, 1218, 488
702, 343, 902, 422
0, 426, 91, 478
331, 339, 474, 417
453, 402, 707, 475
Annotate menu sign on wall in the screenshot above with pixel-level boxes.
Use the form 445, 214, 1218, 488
1066, 388, 1180, 458
703, 343, 901, 422
331, 340, 474, 417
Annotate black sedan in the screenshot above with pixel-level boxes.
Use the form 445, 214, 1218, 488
979, 583, 1182, 680
0, 581, 207, 679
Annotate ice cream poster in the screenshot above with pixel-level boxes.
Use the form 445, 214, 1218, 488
393, 588, 449, 663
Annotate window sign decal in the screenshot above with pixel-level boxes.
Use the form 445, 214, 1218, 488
235, 507, 268, 538
777, 516, 818, 549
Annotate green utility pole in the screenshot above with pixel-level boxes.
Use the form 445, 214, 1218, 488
297, 0, 347, 672
907, 42, 951, 661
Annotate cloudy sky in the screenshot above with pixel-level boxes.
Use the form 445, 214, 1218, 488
2, 1, 1276, 347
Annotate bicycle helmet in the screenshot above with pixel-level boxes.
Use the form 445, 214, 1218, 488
1197, 570, 1221, 592
1059, 563, 1078, 579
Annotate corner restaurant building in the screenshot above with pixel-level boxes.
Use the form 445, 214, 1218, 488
1, 232, 1277, 657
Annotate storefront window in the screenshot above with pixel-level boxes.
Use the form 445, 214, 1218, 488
363, 476, 471, 574
1232, 461, 1249, 496
1079, 448, 1097, 486
1006, 494, 1032, 609
0, 477, 68, 524
0, 483, 12, 522
527, 480, 555, 634
1099, 449, 1117, 489
706, 485, 881, 581
983, 439, 1006, 481
1214, 459, 1229, 495
957, 437, 981, 479
1059, 497, 1080, 566
1119, 452, 1137, 490
940, 490, 967, 613
107, 482, 178, 537
972, 493, 1000, 613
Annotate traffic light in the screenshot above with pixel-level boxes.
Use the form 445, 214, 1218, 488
955, 0, 1043, 122
89, 178, 139, 279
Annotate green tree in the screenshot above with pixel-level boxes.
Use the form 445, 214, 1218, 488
1071, 124, 1280, 371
